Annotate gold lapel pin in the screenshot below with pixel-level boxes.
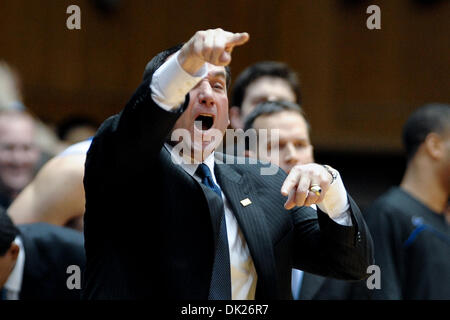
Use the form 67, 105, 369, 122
240, 198, 252, 207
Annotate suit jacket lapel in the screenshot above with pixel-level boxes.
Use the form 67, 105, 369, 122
19, 234, 49, 299
214, 159, 278, 299
161, 147, 224, 247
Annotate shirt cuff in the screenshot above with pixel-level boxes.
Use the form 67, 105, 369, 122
150, 51, 208, 111
317, 170, 352, 226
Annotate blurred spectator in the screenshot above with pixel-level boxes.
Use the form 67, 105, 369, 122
243, 100, 313, 173
0, 110, 40, 208
229, 61, 301, 130
0, 207, 85, 300
0, 63, 91, 229
57, 116, 99, 145
223, 61, 301, 158
0, 61, 66, 170
8, 139, 92, 232
0, 62, 22, 112
360, 103, 450, 299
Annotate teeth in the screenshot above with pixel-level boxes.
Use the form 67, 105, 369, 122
199, 113, 213, 118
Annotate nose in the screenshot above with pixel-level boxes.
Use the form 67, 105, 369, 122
197, 81, 215, 108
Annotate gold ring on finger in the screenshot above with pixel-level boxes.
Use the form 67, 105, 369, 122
309, 185, 322, 197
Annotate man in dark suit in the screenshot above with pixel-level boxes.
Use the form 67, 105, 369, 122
82, 28, 374, 300
0, 208, 85, 300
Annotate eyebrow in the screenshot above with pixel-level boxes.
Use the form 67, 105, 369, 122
209, 71, 227, 80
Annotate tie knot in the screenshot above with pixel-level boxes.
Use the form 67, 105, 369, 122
196, 163, 222, 198
196, 163, 212, 179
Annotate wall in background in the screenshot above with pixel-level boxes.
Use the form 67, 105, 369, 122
0, 0, 449, 156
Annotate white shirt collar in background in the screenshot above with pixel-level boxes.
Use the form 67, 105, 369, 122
4, 236, 25, 300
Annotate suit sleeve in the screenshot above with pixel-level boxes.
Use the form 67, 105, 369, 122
291, 195, 374, 280
83, 68, 190, 231
86, 76, 189, 172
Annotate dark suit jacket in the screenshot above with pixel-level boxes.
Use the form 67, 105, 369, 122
363, 187, 450, 299
81, 60, 374, 300
18, 223, 85, 300
298, 272, 364, 300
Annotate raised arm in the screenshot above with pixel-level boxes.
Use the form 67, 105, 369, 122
87, 29, 249, 169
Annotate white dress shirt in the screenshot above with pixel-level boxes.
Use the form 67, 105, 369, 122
3, 236, 25, 300
150, 51, 353, 299
58, 138, 93, 157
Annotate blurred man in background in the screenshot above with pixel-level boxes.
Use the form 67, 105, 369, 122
0, 208, 85, 300
229, 61, 301, 130
243, 100, 313, 173
8, 139, 90, 232
0, 110, 40, 209
0, 63, 94, 231
360, 103, 450, 299
0, 62, 66, 174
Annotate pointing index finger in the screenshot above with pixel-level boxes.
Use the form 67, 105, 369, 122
225, 32, 250, 51
281, 170, 298, 196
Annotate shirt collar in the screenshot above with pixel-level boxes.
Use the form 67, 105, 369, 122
4, 236, 25, 293
164, 143, 216, 181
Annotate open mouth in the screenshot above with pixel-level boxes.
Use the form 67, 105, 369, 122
194, 114, 215, 131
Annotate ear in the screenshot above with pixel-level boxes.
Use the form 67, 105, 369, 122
424, 133, 444, 160
8, 243, 19, 262
229, 106, 243, 130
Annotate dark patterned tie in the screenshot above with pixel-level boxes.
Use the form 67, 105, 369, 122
196, 163, 231, 300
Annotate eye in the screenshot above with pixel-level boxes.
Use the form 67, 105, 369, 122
252, 97, 268, 106
294, 142, 309, 149
0, 144, 14, 152
22, 145, 33, 152
212, 81, 225, 90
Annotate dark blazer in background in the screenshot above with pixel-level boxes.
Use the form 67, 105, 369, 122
362, 188, 450, 299
81, 57, 374, 300
299, 187, 450, 300
18, 223, 85, 300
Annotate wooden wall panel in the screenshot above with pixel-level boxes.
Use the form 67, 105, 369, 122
0, 0, 448, 152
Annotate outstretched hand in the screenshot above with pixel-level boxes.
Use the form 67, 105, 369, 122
178, 28, 249, 75
281, 163, 334, 210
